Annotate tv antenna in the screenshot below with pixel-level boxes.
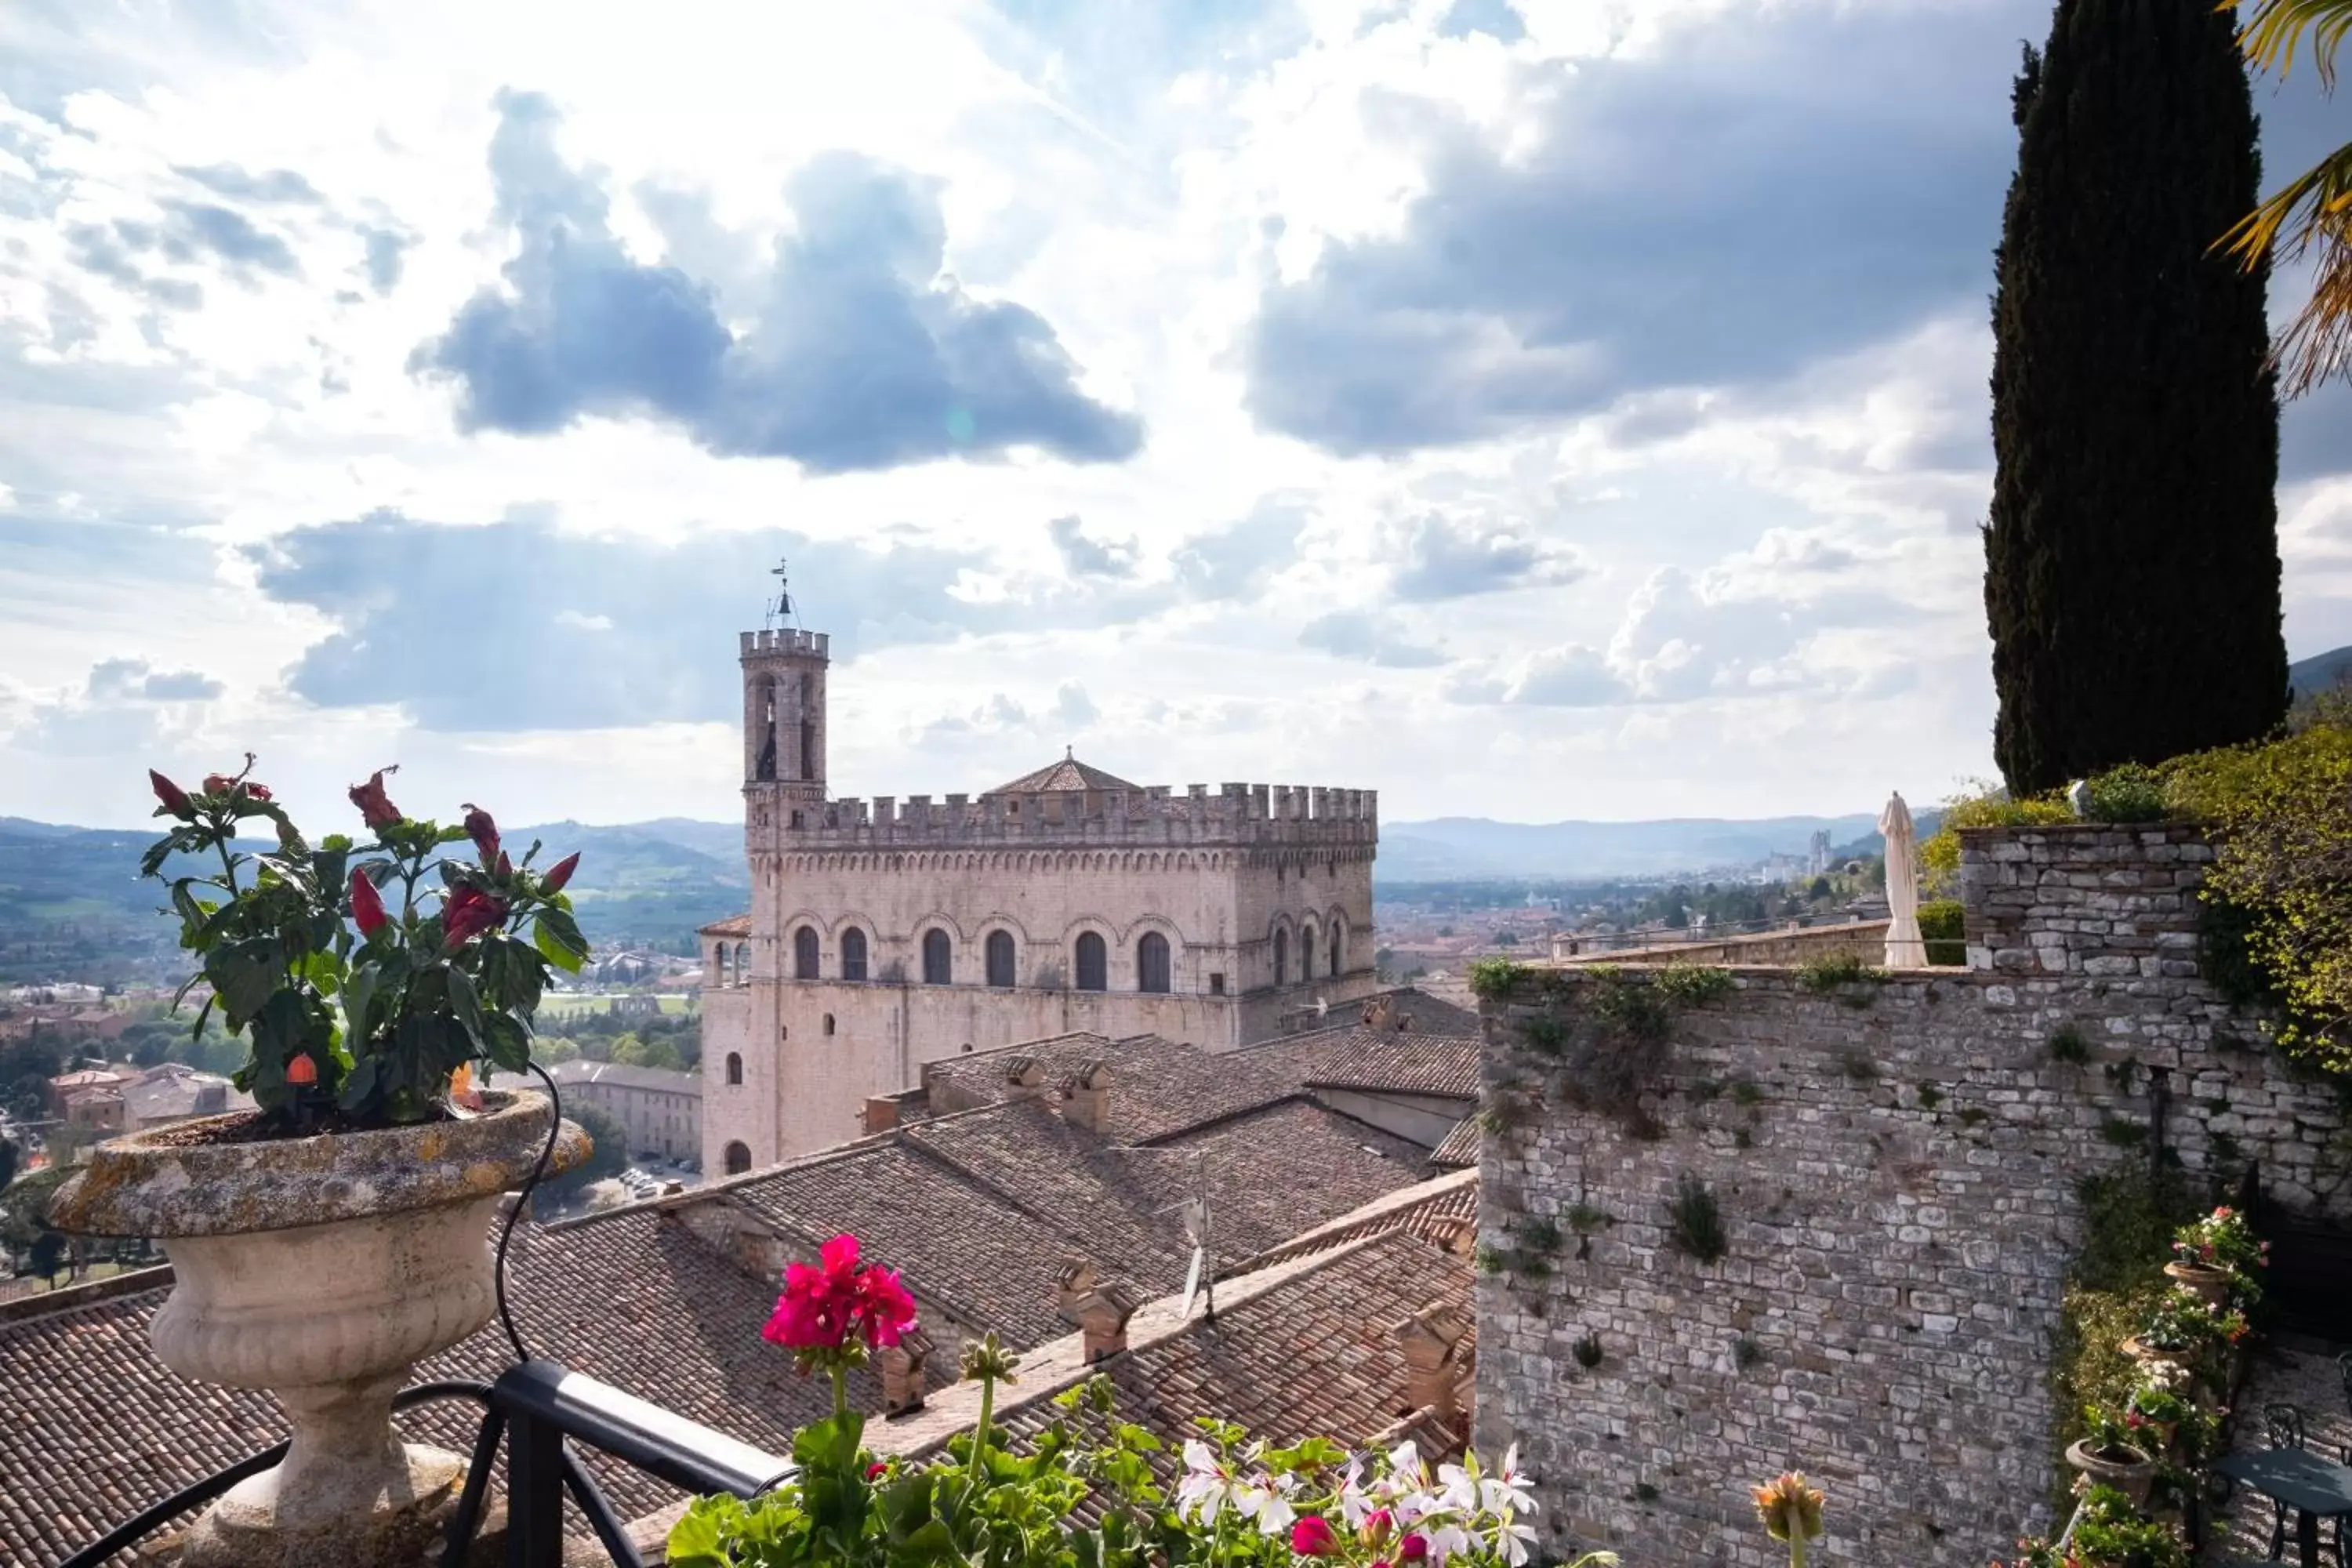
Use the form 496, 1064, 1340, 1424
764, 557, 798, 630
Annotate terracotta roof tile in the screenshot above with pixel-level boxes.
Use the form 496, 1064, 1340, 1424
1429, 1116, 1481, 1170
985, 756, 1145, 796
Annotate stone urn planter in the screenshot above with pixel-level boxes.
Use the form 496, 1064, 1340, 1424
2163, 1259, 2233, 1306
2118, 1335, 2198, 1372
51, 1090, 586, 1568
2065, 1438, 2158, 1508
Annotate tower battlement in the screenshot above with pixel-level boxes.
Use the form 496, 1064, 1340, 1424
753, 781, 1377, 852
740, 628, 830, 658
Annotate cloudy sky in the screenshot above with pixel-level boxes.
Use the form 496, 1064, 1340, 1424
3, 0, 2347, 831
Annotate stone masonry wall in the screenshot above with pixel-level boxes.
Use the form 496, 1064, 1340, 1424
1475, 828, 2348, 1567
1576, 921, 1893, 969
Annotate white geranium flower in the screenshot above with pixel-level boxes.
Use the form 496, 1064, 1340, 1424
1494, 1518, 1539, 1566
1235, 1475, 1296, 1536
1479, 1446, 1537, 1516
1175, 1440, 1236, 1523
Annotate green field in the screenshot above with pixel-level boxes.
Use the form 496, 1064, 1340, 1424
536, 993, 698, 1018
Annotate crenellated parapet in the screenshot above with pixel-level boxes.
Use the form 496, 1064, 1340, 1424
749, 782, 1377, 854
739, 628, 830, 658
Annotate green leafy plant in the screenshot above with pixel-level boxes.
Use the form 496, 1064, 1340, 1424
1837, 1052, 1879, 1083
2048, 1025, 2092, 1064
1920, 779, 2078, 891
1914, 1083, 1945, 1111
1565, 1200, 1611, 1235
1467, 958, 1528, 1000
1521, 1014, 1569, 1057
2165, 713, 2352, 1073
1918, 898, 1966, 966
2079, 764, 2169, 823
1730, 1079, 1764, 1108
2061, 1483, 2190, 1568
2136, 1289, 2248, 1355
1733, 1337, 1764, 1372
1652, 963, 1733, 1006
1573, 1330, 1604, 1369
1666, 1174, 1727, 1264
2099, 1116, 2147, 1149
2172, 1205, 2266, 1283
143, 759, 586, 1129
1795, 953, 1887, 995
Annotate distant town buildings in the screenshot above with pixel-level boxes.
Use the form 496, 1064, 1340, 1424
546, 1058, 700, 1163
699, 608, 1381, 1173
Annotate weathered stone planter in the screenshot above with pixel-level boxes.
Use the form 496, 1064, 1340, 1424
2065, 1439, 2158, 1508
52, 1091, 586, 1568
2163, 1260, 2233, 1305
2118, 1335, 2198, 1372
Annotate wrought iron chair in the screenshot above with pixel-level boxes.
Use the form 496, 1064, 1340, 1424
2259, 1403, 2348, 1566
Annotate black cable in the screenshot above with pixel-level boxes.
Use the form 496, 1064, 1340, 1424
494, 1061, 564, 1363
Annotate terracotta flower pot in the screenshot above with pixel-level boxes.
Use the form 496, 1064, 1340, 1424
2065, 1438, 2158, 1508
52, 1091, 587, 1568
2164, 1259, 2233, 1306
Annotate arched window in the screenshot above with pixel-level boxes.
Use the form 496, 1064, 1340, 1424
724, 1141, 753, 1176
841, 927, 868, 982
1273, 927, 1288, 986
1300, 926, 1318, 985
793, 926, 819, 980
1329, 926, 1342, 978
1075, 931, 1108, 992
1137, 931, 1171, 994
923, 928, 953, 985
985, 930, 1017, 989
733, 942, 750, 986
724, 1052, 742, 1086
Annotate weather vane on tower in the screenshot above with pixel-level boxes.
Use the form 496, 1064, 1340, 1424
765, 556, 797, 630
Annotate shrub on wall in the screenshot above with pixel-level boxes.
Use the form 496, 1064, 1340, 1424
1918, 898, 1965, 966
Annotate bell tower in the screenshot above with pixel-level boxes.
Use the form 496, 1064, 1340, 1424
739, 559, 829, 818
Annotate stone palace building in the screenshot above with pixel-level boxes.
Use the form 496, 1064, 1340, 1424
699, 613, 1382, 1172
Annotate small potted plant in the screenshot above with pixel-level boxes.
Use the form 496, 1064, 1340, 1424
2167, 1205, 2265, 1305
2067, 1404, 2159, 1507
1994, 1486, 2188, 1568
51, 760, 591, 1566
2123, 1375, 2197, 1454
2122, 1288, 2249, 1370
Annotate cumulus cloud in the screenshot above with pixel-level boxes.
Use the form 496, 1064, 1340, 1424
1299, 609, 1446, 668
85, 659, 226, 702
248, 510, 1001, 731
1246, 2, 2037, 454
1047, 515, 1139, 579
1392, 512, 1583, 601
1171, 498, 1307, 600
1436, 0, 1525, 44
12, 658, 224, 756
412, 91, 1144, 473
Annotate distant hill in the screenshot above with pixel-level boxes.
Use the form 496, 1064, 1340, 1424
2291, 644, 2352, 699
0, 817, 750, 968
1379, 814, 1884, 882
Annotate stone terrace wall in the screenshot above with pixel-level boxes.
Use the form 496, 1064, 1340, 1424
1962, 823, 2207, 976
1475, 829, 2347, 1567
1575, 920, 1893, 969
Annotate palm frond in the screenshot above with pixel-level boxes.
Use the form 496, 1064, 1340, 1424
2271, 215, 2352, 395
2225, 0, 2352, 89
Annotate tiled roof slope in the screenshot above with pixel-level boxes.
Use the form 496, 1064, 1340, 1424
1260, 1026, 1483, 1100
698, 913, 753, 938
984, 1226, 1472, 1461
1429, 1115, 1482, 1170
1145, 1100, 1444, 1263
916, 1033, 1307, 1143
987, 755, 1145, 795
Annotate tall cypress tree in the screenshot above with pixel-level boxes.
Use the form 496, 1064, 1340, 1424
1986, 0, 2288, 796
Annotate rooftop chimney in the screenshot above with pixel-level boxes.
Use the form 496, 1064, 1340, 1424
1057, 1259, 1141, 1363
1363, 995, 1398, 1031
1006, 1056, 1047, 1094
879, 1325, 937, 1416
1392, 1302, 1468, 1427
863, 1094, 901, 1135
1060, 1061, 1111, 1134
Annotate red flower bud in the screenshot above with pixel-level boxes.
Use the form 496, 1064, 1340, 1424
348, 768, 402, 830
350, 868, 389, 936
444, 885, 506, 946
244, 782, 272, 801
150, 770, 195, 819
1292, 1518, 1337, 1558
542, 851, 580, 894
495, 851, 513, 881
463, 803, 500, 865
866, 1462, 888, 1481
203, 774, 235, 794
285, 1052, 318, 1087
1399, 1536, 1428, 1562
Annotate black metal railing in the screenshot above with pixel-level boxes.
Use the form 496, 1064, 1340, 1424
57, 1361, 792, 1568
